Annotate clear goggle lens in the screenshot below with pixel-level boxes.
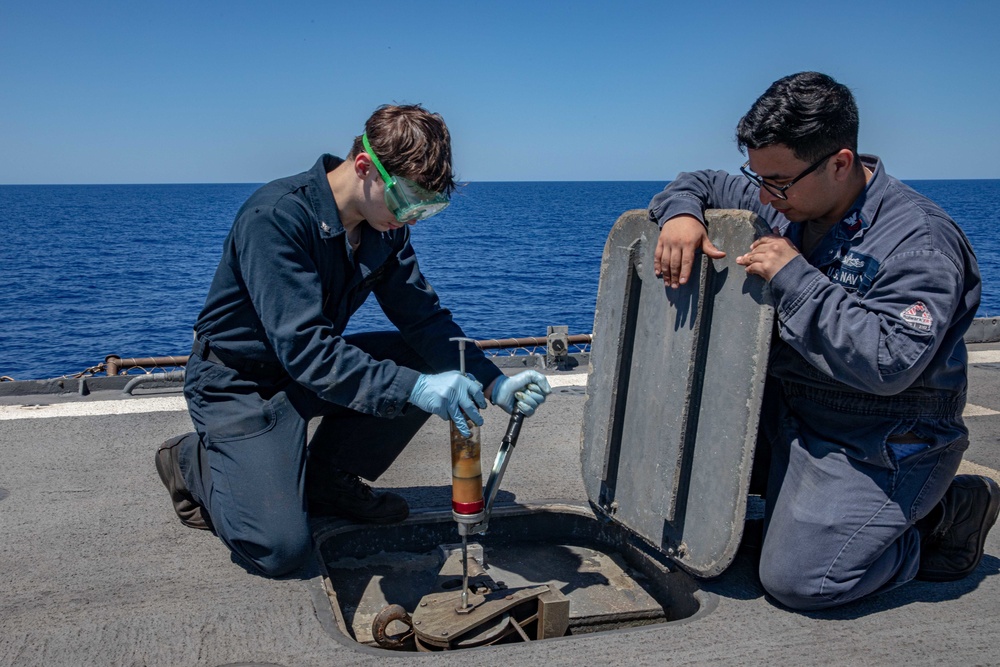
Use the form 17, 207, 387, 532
384, 175, 449, 223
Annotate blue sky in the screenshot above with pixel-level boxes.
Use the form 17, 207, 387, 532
2, 1, 998, 184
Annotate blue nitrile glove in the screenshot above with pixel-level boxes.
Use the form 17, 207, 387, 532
490, 371, 552, 416
408, 371, 486, 436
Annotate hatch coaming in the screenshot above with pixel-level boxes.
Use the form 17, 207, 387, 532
317, 503, 714, 651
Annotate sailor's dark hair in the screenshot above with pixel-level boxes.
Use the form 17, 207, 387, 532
736, 72, 859, 164
348, 104, 457, 196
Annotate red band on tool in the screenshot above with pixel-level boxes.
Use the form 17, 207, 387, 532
452, 499, 484, 514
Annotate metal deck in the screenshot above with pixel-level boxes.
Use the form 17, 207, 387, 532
2, 348, 1000, 666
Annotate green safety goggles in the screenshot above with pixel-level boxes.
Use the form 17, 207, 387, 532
362, 133, 449, 223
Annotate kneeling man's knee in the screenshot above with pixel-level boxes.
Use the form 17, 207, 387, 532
758, 559, 837, 610
235, 526, 312, 577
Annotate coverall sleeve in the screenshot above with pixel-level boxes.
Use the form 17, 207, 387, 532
232, 206, 418, 418
769, 244, 966, 395
648, 170, 776, 228
373, 231, 503, 390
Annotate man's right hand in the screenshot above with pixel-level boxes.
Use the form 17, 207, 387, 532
653, 214, 726, 288
408, 371, 486, 437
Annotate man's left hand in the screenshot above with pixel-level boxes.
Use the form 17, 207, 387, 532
490, 371, 552, 416
736, 234, 799, 281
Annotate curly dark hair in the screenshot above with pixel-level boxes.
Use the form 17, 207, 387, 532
736, 72, 859, 164
348, 104, 457, 196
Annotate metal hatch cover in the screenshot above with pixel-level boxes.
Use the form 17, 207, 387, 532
581, 209, 774, 578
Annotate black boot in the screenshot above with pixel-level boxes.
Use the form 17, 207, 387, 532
307, 469, 409, 524
917, 475, 1000, 582
155, 434, 212, 531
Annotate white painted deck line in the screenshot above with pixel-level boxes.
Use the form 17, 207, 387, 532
545, 372, 589, 388
3, 370, 999, 419
963, 403, 1000, 417
0, 373, 592, 420
969, 350, 1000, 364
0, 396, 189, 420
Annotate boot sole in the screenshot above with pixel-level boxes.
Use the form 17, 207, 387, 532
156, 440, 212, 531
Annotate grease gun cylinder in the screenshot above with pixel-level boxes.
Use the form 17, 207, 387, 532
448, 337, 485, 526
451, 422, 484, 519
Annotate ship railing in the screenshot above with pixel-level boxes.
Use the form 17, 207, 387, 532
98, 332, 593, 378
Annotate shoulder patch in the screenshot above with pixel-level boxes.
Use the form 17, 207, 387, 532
900, 301, 933, 331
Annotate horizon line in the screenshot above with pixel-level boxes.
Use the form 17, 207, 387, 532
4, 177, 1000, 187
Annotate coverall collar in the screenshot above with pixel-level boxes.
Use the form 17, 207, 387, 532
309, 154, 347, 240
809, 154, 888, 264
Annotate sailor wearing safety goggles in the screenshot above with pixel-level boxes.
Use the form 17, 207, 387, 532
155, 104, 550, 578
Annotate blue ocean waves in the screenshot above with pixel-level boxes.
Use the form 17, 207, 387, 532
1, 180, 997, 380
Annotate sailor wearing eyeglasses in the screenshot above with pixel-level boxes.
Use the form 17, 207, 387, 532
154, 104, 550, 577
648, 72, 997, 610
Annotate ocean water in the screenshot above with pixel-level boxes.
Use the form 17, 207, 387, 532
1, 180, 998, 381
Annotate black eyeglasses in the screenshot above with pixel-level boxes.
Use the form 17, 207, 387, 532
740, 150, 841, 200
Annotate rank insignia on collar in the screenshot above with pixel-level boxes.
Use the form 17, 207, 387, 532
844, 210, 864, 234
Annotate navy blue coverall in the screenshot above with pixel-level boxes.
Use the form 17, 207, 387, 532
649, 156, 981, 609
176, 155, 502, 576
